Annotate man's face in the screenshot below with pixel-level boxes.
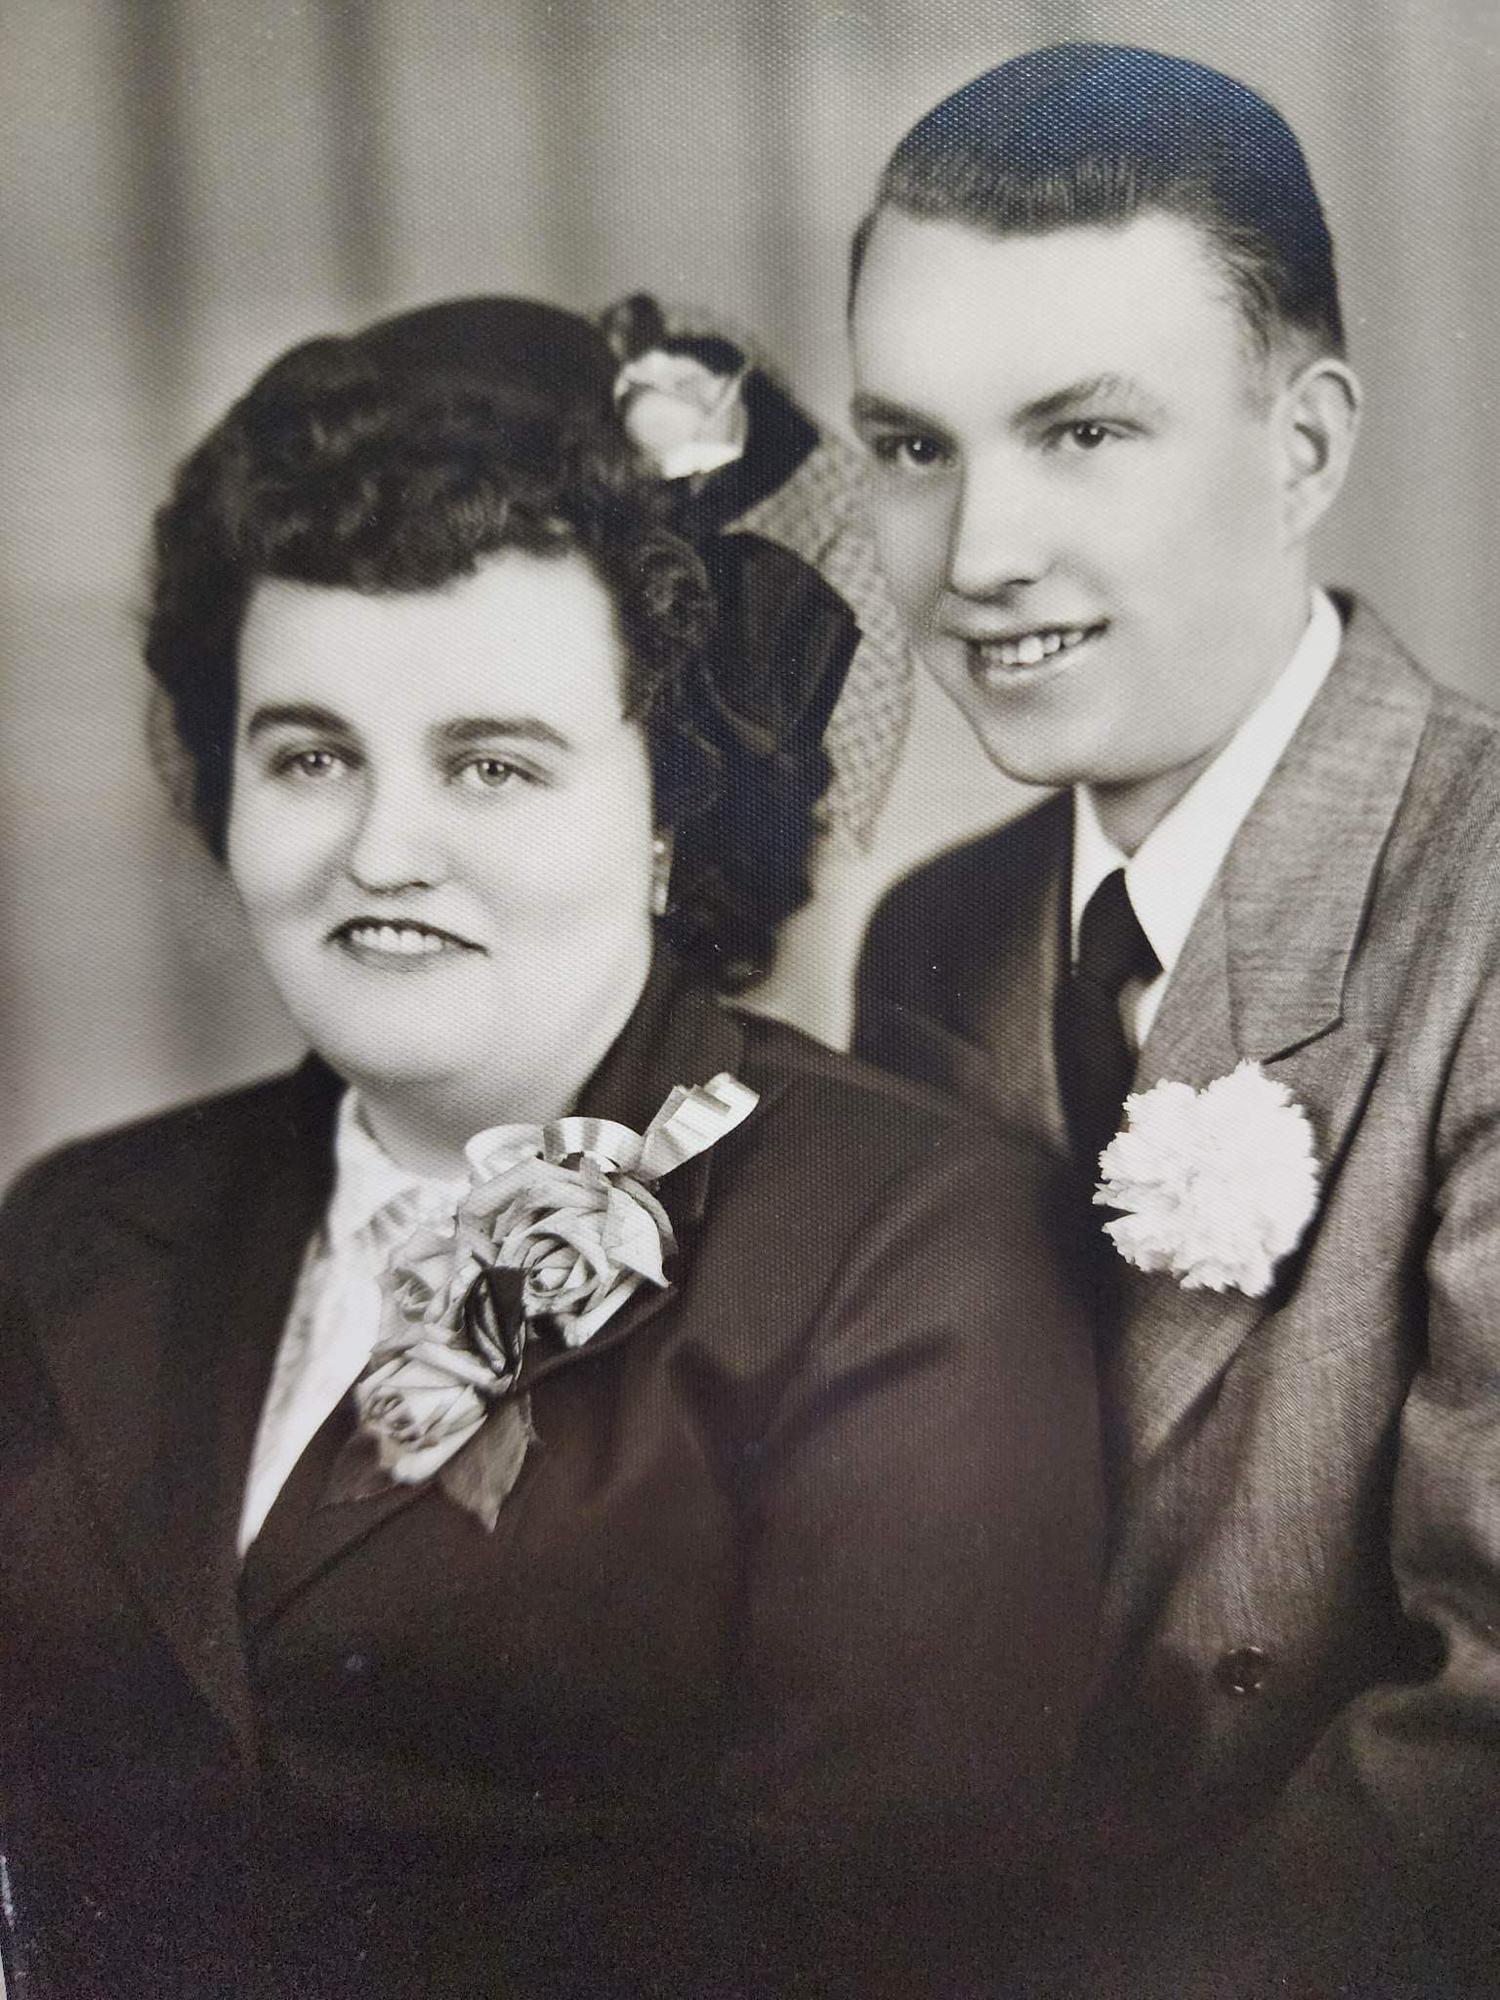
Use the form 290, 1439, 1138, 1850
850, 209, 1309, 815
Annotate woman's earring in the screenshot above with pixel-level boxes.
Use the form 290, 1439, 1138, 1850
650, 831, 674, 919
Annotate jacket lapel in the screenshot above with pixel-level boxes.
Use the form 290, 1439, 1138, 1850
1113, 602, 1430, 1471
39, 1061, 340, 1753
248, 958, 754, 1623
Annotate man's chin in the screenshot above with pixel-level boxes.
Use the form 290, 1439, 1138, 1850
955, 720, 1104, 793
933, 677, 1115, 791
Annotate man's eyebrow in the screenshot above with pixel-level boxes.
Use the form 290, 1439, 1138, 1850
438, 716, 572, 753
1017, 374, 1166, 426
848, 391, 951, 436
245, 702, 350, 740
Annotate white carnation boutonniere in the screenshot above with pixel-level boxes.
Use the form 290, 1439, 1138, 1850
328, 1073, 758, 1529
1094, 1061, 1320, 1297
614, 346, 750, 480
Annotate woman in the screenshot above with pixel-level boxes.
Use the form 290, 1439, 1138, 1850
0, 300, 1101, 1998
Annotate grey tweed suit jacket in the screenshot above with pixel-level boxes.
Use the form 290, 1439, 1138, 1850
855, 597, 1500, 1994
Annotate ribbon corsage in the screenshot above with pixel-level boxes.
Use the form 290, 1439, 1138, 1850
327, 1073, 758, 1529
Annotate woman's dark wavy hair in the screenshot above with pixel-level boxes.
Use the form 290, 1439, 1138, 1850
145, 309, 830, 990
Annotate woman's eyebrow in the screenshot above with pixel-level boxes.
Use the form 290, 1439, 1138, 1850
438, 716, 573, 752
244, 702, 350, 739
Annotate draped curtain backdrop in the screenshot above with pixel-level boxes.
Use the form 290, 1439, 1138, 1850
4, 0, 1498, 1181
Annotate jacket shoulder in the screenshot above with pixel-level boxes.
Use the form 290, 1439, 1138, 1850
855, 794, 1068, 1039
867, 794, 1068, 945
1388, 684, 1500, 980
2, 1067, 327, 1236
1346, 615, 1500, 940
1417, 677, 1500, 808
1337, 593, 1500, 824
739, 1008, 975, 1128
731, 1009, 1055, 1213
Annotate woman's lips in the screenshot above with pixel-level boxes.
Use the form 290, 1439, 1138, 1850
329, 918, 482, 968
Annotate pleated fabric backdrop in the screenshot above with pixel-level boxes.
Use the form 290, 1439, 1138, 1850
3, 0, 1498, 1180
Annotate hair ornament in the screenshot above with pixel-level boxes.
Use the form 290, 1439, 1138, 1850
601, 291, 914, 847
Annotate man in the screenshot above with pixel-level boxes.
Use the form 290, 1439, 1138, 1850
849, 43, 1500, 1996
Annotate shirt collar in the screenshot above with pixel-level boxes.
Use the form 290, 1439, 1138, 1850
1071, 588, 1342, 978
324, 1089, 471, 1250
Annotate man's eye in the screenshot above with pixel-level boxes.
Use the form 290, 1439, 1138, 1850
1056, 421, 1115, 453
869, 432, 951, 473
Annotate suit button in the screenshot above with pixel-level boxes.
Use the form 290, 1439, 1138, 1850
339, 1646, 377, 1685
1215, 1645, 1271, 1695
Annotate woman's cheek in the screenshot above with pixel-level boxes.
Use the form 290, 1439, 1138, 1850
228, 787, 342, 914
507, 812, 649, 926
501, 751, 656, 923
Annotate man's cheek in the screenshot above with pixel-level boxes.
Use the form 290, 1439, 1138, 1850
872, 507, 946, 623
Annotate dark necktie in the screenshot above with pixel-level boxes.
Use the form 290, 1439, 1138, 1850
1055, 868, 1161, 1180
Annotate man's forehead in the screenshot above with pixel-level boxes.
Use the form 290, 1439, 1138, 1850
851, 207, 1243, 404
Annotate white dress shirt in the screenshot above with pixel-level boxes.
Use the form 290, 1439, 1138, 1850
237, 1093, 468, 1554
1070, 589, 1343, 1049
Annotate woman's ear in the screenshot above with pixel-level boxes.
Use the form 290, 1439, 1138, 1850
650, 828, 675, 919
1277, 354, 1362, 546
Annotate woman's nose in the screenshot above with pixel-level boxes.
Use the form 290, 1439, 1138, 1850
345, 782, 448, 893
946, 461, 1048, 601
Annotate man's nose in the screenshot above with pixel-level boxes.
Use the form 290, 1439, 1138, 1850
945, 459, 1048, 602
345, 780, 447, 893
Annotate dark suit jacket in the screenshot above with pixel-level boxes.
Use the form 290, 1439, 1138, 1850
0, 959, 1101, 1998
855, 600, 1500, 1995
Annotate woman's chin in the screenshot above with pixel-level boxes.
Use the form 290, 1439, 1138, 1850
299, 1031, 471, 1101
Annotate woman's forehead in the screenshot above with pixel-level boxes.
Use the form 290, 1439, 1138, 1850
236, 551, 630, 737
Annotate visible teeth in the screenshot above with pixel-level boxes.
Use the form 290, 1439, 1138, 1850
347, 923, 447, 955
977, 625, 1095, 672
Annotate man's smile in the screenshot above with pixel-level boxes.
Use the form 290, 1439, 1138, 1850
952, 620, 1108, 684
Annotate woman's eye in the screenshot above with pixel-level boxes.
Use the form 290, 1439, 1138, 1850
457, 756, 523, 791
273, 746, 345, 780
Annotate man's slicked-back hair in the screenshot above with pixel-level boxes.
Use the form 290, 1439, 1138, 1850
852, 43, 1344, 363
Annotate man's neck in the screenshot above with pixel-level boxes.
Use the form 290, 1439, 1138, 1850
1088, 589, 1317, 856
1089, 750, 1219, 858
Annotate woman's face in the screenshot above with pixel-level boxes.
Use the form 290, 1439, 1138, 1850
227, 549, 657, 1126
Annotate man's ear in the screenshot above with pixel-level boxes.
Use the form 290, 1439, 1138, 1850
1276, 354, 1362, 546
